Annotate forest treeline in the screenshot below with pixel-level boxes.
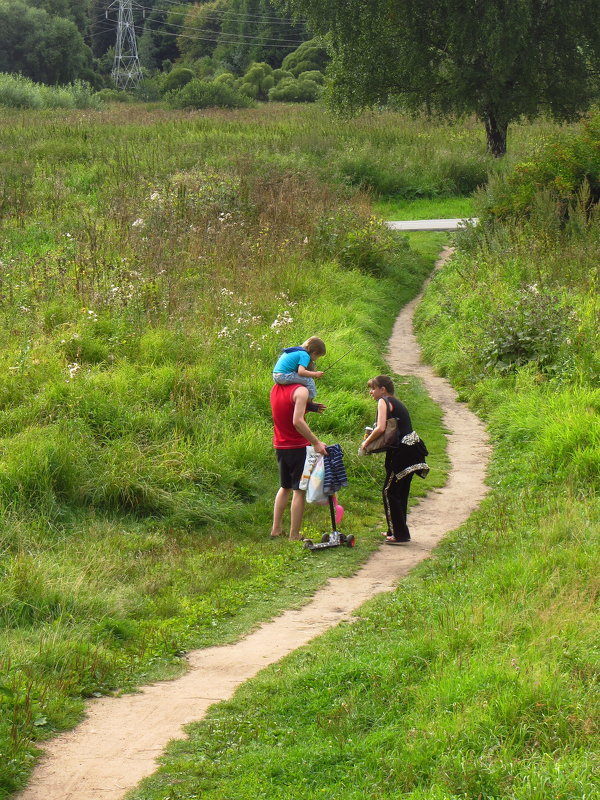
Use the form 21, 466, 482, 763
0, 0, 311, 89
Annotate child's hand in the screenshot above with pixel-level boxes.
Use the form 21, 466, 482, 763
314, 370, 324, 378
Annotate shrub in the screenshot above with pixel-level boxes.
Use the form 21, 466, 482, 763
298, 70, 325, 85
94, 88, 131, 104
480, 287, 577, 376
282, 39, 329, 77
238, 62, 274, 101
0, 74, 102, 110
268, 77, 320, 103
214, 72, 237, 88
167, 79, 255, 110
272, 68, 293, 84
161, 67, 195, 96
480, 114, 600, 220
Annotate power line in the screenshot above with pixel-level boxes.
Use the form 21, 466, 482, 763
98, 0, 307, 25
124, 13, 305, 44
93, 7, 306, 41
94, 19, 306, 50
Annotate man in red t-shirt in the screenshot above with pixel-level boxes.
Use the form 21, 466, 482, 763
270, 383, 328, 540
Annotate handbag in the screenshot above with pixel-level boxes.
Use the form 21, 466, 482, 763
362, 399, 401, 454
362, 416, 400, 454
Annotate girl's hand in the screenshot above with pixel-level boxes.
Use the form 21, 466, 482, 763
314, 371, 324, 378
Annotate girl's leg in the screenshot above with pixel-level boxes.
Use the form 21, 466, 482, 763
382, 469, 395, 535
384, 473, 413, 541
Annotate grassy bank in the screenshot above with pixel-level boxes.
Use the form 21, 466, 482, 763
0, 105, 463, 797
126, 120, 599, 800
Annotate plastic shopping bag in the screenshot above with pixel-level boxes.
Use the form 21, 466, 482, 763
299, 446, 328, 504
299, 446, 319, 491
306, 455, 328, 504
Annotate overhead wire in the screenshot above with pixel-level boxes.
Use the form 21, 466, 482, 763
97, 0, 307, 25
91, 20, 307, 49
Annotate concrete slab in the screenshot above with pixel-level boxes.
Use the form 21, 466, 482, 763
385, 218, 478, 231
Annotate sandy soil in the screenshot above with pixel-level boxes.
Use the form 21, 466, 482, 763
16, 246, 490, 800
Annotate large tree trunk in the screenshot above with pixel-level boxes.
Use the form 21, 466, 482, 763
483, 112, 508, 157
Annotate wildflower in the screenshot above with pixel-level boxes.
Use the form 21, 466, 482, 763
149, 191, 161, 202
65, 233, 73, 239
218, 326, 230, 339
67, 363, 80, 379
132, 218, 145, 228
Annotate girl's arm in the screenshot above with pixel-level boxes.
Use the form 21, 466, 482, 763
360, 398, 388, 450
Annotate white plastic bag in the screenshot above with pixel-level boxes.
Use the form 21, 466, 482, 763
300, 446, 328, 504
306, 455, 328, 504
299, 446, 319, 491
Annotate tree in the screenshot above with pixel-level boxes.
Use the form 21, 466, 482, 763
138, 2, 189, 71
0, 1, 90, 85
178, 0, 230, 62
24, 0, 90, 34
281, 0, 600, 156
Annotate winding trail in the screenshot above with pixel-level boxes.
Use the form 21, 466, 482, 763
17, 246, 490, 800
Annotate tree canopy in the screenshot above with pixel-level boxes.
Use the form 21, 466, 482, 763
282, 0, 600, 155
0, 0, 90, 85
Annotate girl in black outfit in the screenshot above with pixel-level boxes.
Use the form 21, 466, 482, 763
359, 375, 429, 543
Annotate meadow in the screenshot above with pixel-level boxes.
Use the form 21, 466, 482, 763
0, 103, 473, 796
0, 102, 592, 797
103, 110, 597, 800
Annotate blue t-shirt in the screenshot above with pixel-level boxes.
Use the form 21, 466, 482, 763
273, 346, 311, 374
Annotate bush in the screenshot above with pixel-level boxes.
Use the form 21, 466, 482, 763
272, 68, 293, 84
268, 77, 320, 103
480, 114, 600, 220
214, 72, 237, 88
298, 70, 325, 85
161, 67, 195, 96
282, 39, 329, 77
0, 74, 102, 110
167, 79, 256, 110
480, 287, 577, 376
94, 88, 133, 104
238, 62, 274, 101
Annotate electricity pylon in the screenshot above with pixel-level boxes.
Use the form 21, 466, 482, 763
108, 0, 143, 89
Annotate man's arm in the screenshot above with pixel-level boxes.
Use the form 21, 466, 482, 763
292, 386, 328, 455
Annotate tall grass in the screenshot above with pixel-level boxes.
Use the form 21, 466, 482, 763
0, 74, 101, 110
126, 115, 599, 800
0, 104, 460, 797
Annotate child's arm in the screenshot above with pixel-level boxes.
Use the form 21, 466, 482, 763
298, 365, 324, 379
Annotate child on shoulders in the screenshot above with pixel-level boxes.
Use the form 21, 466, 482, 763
272, 336, 326, 399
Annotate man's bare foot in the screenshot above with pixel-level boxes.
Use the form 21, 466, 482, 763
270, 529, 282, 538
288, 533, 302, 541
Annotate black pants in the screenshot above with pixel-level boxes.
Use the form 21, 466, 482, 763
382, 470, 413, 541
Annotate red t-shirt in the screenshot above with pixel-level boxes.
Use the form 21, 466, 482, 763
270, 383, 309, 449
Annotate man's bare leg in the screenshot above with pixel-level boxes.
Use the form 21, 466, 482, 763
271, 487, 291, 537
289, 489, 306, 540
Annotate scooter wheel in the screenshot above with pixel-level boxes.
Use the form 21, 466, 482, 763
321, 533, 330, 543
303, 539, 314, 549
345, 535, 355, 548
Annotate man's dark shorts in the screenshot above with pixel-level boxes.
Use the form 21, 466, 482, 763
276, 447, 307, 490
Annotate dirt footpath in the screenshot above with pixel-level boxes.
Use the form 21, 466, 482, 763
17, 246, 490, 800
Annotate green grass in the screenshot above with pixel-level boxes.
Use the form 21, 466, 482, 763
123, 122, 599, 800
0, 105, 593, 799
0, 105, 457, 798
374, 195, 476, 221
129, 491, 600, 800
